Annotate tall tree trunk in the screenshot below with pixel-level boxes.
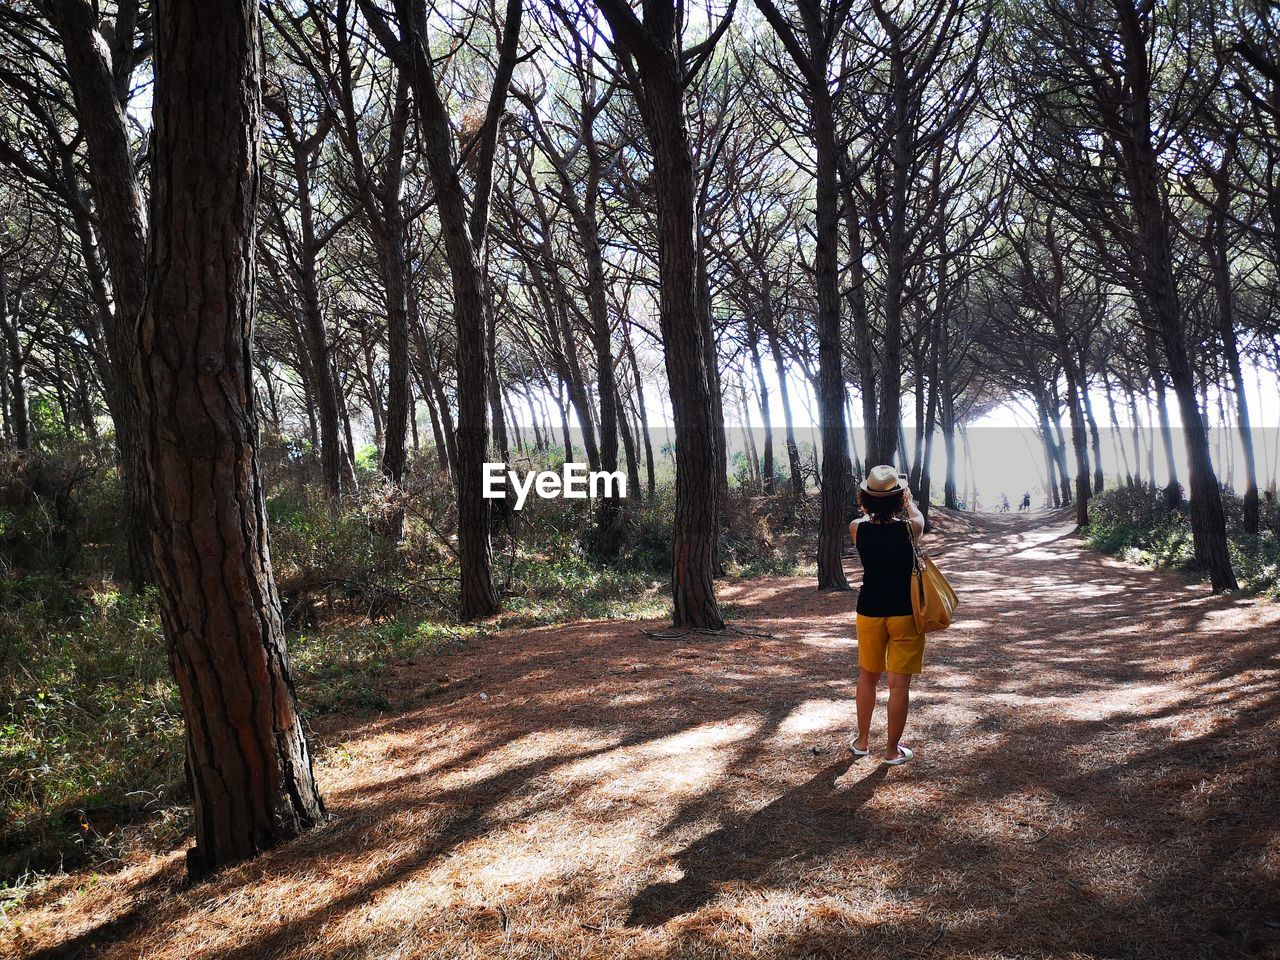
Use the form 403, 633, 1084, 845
1080, 373, 1106, 493
594, 0, 723, 628
0, 268, 29, 450
292, 178, 352, 498
623, 319, 657, 498
1117, 0, 1234, 587
381, 0, 503, 618
839, 162, 879, 468
942, 405, 959, 509
873, 33, 911, 469
1103, 370, 1133, 486
48, 0, 152, 587
1143, 329, 1180, 501
141, 0, 324, 879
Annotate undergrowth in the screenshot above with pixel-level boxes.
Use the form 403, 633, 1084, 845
1087, 483, 1280, 597
0, 441, 814, 890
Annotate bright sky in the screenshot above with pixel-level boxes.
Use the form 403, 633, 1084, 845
505, 353, 1280, 506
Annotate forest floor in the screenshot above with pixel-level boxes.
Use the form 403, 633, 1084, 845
4, 509, 1280, 960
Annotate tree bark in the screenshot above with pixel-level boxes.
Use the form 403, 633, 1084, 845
140, 0, 324, 879
594, 0, 724, 628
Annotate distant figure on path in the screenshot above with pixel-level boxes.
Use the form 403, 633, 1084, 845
999, 493, 1010, 512
1020, 491, 1032, 511
848, 465, 927, 766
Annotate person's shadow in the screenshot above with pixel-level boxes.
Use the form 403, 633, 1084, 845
627, 756, 888, 926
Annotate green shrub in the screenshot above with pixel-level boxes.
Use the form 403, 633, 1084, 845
0, 580, 179, 879
1087, 483, 1280, 597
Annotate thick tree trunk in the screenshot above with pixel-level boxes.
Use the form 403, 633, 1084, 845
141, 0, 324, 879
648, 80, 723, 626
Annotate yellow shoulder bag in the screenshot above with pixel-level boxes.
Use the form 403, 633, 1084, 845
906, 520, 958, 634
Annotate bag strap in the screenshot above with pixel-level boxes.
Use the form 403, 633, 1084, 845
904, 516, 923, 577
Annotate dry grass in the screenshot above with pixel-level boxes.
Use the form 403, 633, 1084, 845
3, 510, 1279, 960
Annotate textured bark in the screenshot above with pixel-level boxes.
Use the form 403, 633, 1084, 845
1109, 0, 1234, 588
140, 0, 324, 879
595, 0, 724, 629
374, 102, 414, 498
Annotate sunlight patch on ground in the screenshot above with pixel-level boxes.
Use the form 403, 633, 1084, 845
774, 698, 853, 740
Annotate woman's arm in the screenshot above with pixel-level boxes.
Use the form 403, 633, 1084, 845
904, 489, 925, 539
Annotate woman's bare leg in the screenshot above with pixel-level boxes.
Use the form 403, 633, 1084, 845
885, 671, 912, 759
855, 669, 881, 751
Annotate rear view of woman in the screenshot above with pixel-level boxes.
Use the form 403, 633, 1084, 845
849, 465, 926, 765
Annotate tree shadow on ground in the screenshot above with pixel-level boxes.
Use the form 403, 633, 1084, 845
627, 758, 886, 926
8, 510, 1279, 960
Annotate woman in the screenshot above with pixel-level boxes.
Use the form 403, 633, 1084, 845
848, 464, 926, 765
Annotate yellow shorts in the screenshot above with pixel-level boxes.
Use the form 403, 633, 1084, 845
856, 613, 926, 675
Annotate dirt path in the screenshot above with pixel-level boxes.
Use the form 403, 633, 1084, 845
7, 510, 1280, 960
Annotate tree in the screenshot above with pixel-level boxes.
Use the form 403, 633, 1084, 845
139, 0, 325, 878
591, 0, 733, 629
361, 0, 524, 619
752, 0, 854, 590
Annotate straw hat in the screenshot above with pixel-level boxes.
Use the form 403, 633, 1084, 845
859, 464, 908, 497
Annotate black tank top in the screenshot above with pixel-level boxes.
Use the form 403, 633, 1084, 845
854, 520, 914, 617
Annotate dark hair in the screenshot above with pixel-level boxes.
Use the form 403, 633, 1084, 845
857, 488, 905, 522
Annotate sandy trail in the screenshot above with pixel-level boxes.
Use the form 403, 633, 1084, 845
6, 510, 1280, 959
